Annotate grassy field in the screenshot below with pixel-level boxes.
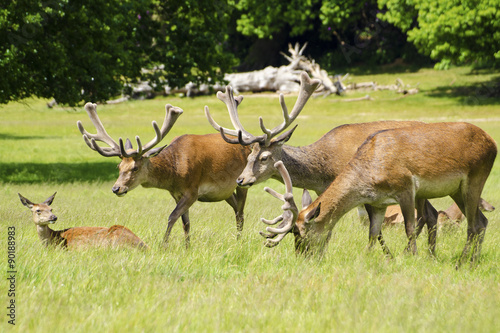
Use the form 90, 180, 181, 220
1, 66, 500, 332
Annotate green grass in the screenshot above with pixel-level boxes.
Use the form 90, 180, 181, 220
1, 66, 500, 332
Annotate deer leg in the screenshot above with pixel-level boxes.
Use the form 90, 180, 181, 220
225, 187, 248, 239
399, 195, 417, 255
365, 205, 393, 258
453, 187, 488, 267
181, 211, 191, 249
415, 199, 438, 256
163, 194, 197, 248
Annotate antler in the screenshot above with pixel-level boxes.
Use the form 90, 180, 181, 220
77, 103, 183, 158
205, 71, 321, 147
259, 161, 299, 247
77, 103, 121, 157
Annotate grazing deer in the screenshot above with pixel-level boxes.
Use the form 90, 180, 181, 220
205, 71, 439, 255
19, 192, 148, 250
261, 121, 496, 267
77, 103, 252, 247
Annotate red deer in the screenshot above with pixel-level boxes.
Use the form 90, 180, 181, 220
205, 72, 439, 255
261, 121, 496, 267
19, 192, 148, 250
77, 103, 252, 247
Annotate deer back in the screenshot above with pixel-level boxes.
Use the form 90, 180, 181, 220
60, 225, 148, 250
242, 120, 425, 192
145, 133, 252, 201
352, 123, 497, 186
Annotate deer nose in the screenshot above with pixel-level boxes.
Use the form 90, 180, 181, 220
112, 186, 121, 194
52, 216, 58, 222
237, 177, 253, 187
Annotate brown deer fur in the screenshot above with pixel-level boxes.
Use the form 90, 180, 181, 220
264, 122, 496, 267
19, 192, 148, 250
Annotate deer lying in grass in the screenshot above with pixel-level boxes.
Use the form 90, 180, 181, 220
77, 76, 317, 247
205, 71, 439, 255
438, 199, 495, 227
262, 121, 496, 267
384, 199, 495, 226
19, 192, 148, 250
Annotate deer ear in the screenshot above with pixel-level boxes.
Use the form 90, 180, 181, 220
301, 189, 312, 209
18, 193, 34, 208
43, 192, 57, 206
125, 138, 133, 150
305, 202, 321, 222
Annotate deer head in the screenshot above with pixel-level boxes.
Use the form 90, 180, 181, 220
204, 72, 321, 187
77, 103, 183, 196
19, 192, 58, 225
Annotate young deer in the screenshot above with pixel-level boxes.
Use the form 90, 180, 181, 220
77, 75, 318, 247
205, 72, 439, 255
262, 122, 496, 267
19, 192, 148, 250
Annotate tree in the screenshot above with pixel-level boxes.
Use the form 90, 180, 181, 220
231, 0, 417, 69
378, 0, 500, 69
149, 0, 236, 91
0, 0, 158, 105
0, 0, 236, 106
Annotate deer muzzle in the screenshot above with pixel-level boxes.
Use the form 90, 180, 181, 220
112, 186, 128, 197
236, 176, 256, 188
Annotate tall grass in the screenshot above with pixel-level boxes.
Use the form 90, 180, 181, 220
1, 67, 499, 332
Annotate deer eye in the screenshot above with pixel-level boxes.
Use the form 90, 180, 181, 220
132, 166, 139, 172
36, 210, 41, 214
260, 153, 271, 162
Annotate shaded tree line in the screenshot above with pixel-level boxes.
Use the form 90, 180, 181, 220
1, 0, 498, 106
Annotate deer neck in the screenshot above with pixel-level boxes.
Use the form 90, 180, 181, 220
142, 152, 176, 189
317, 173, 371, 229
36, 225, 66, 247
278, 144, 333, 194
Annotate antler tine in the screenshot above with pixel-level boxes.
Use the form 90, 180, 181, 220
77, 102, 121, 157
259, 71, 321, 146
138, 104, 183, 155
264, 232, 288, 248
120, 104, 183, 158
205, 86, 269, 145
259, 161, 299, 246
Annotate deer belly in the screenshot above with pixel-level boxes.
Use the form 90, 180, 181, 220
197, 183, 235, 202
414, 176, 462, 199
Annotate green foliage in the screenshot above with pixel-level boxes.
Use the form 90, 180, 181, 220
233, 0, 378, 39
378, 0, 500, 69
232, 0, 420, 68
0, 0, 157, 106
233, 0, 319, 38
0, 0, 237, 106
151, 0, 237, 90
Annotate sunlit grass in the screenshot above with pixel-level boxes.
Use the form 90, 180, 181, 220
1, 66, 499, 332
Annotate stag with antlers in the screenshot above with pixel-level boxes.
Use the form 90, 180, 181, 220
261, 121, 496, 267
77, 103, 252, 247
205, 71, 443, 255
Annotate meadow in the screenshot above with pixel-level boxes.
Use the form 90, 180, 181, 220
1, 66, 500, 332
